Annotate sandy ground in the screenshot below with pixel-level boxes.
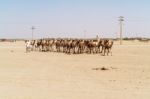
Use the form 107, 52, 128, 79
0, 41, 150, 99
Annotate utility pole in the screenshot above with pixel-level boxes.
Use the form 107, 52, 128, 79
119, 16, 124, 45
31, 26, 35, 40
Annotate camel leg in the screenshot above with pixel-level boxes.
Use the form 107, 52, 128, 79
107, 49, 109, 56
103, 48, 106, 56
100, 46, 103, 53
73, 48, 75, 54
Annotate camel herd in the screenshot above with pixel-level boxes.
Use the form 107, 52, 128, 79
26, 38, 113, 56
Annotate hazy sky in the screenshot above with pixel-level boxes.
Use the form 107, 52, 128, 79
0, 0, 150, 39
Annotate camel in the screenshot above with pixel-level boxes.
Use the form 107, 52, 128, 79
25, 40, 32, 53
25, 38, 114, 56
103, 40, 114, 56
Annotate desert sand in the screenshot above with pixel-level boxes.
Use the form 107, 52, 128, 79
0, 41, 150, 99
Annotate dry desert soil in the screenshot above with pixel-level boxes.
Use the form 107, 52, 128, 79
0, 41, 150, 99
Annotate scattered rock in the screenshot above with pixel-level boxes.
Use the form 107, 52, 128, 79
92, 67, 109, 71
92, 66, 118, 71
101, 67, 109, 70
